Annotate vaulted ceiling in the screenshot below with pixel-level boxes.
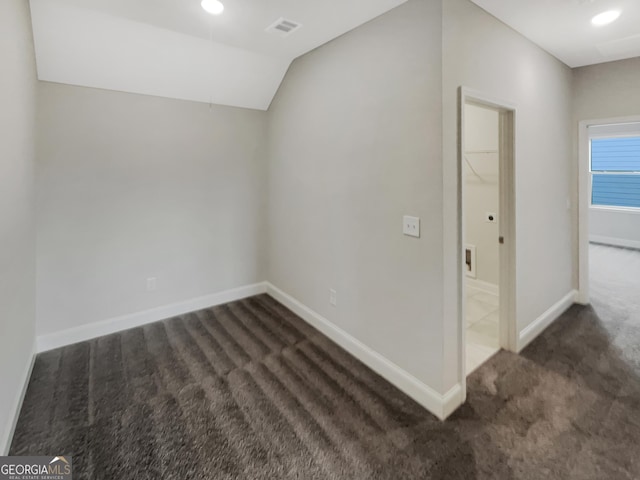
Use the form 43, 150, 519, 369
29, 0, 408, 110
30, 0, 640, 111
470, 0, 640, 68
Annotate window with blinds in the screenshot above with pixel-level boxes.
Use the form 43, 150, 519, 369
590, 136, 640, 209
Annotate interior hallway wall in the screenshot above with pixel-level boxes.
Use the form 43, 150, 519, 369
36, 83, 268, 338
573, 58, 640, 249
573, 58, 640, 120
442, 0, 574, 390
0, 0, 38, 454
267, 0, 446, 392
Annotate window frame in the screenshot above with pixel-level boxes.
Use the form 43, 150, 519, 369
589, 132, 640, 212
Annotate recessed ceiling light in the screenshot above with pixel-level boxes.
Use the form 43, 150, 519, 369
201, 0, 224, 15
591, 10, 621, 26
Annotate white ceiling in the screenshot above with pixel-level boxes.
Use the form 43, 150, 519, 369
470, 0, 640, 68
30, 0, 639, 110
29, 0, 407, 110
50, 0, 407, 59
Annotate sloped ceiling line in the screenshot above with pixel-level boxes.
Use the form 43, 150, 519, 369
30, 0, 408, 110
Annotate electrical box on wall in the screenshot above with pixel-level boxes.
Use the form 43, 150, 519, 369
403, 216, 420, 238
464, 245, 476, 278
329, 288, 337, 306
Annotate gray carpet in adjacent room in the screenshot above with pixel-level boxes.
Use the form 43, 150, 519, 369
10, 244, 640, 479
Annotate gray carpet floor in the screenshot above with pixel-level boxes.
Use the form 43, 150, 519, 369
10, 244, 640, 479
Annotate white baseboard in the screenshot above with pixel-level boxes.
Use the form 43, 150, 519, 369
441, 383, 464, 419
574, 290, 590, 306
465, 278, 499, 296
1, 344, 36, 455
517, 290, 577, 352
589, 235, 640, 250
265, 282, 463, 420
36, 282, 268, 353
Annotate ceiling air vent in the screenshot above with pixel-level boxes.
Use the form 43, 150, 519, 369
265, 18, 302, 37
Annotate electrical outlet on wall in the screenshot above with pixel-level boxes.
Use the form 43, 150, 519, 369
403, 215, 420, 238
146, 277, 157, 292
329, 288, 337, 307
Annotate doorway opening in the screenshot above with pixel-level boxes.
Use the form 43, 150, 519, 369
463, 103, 501, 373
577, 117, 640, 306
458, 88, 517, 389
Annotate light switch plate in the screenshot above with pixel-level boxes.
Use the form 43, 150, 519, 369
403, 215, 420, 238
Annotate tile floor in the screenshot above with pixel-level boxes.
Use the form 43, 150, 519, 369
465, 284, 500, 375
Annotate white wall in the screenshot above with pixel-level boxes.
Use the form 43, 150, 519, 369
589, 208, 640, 249
573, 59, 640, 250
267, 0, 446, 393
36, 82, 268, 338
442, 0, 574, 389
0, 0, 37, 454
464, 103, 499, 286
573, 58, 640, 120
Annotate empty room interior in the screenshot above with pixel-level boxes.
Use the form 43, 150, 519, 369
2, 0, 640, 477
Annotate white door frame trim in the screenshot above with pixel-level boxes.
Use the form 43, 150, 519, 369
577, 114, 640, 305
458, 87, 518, 401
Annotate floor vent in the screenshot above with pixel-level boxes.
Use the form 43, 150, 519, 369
265, 18, 302, 37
